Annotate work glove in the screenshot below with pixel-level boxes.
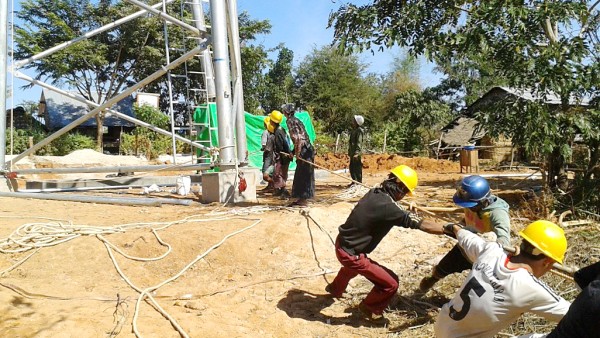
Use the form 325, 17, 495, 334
442, 223, 461, 238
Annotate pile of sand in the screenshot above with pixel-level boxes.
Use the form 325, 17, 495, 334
315, 153, 459, 174
19, 149, 148, 169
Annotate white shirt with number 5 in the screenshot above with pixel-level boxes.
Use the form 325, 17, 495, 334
434, 229, 571, 338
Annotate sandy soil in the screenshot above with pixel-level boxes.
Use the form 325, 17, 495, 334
0, 150, 546, 337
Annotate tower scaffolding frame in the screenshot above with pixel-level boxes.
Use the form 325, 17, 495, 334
1, 0, 247, 178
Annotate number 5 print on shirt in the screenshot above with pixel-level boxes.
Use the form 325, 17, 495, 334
449, 277, 486, 321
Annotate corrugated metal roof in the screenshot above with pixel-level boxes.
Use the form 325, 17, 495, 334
41, 89, 136, 130
494, 86, 589, 106
439, 116, 486, 147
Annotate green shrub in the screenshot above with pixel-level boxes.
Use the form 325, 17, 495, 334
119, 104, 186, 159
5, 129, 96, 156
53, 133, 96, 156
312, 119, 339, 154
5, 129, 54, 155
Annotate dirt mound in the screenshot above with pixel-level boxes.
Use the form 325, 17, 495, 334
315, 153, 459, 174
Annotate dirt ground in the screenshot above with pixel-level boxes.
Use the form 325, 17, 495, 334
0, 151, 565, 337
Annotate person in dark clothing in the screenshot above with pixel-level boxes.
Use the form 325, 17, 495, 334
269, 110, 292, 198
518, 260, 600, 338
348, 115, 365, 185
260, 116, 275, 191
325, 165, 445, 325
549, 261, 600, 337
281, 104, 315, 207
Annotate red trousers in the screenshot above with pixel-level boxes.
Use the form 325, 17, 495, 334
329, 237, 399, 315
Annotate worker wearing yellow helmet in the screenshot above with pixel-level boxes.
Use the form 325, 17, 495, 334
325, 164, 445, 325
260, 116, 275, 191
435, 220, 571, 337
269, 109, 283, 124
268, 110, 292, 198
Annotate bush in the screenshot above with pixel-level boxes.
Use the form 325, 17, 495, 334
4, 128, 93, 156
119, 104, 189, 160
312, 118, 348, 154
52, 133, 96, 156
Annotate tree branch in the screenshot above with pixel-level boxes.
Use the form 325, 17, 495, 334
543, 18, 559, 43
579, 0, 600, 37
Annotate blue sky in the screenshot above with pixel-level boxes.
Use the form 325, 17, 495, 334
237, 0, 441, 84
7, 0, 441, 107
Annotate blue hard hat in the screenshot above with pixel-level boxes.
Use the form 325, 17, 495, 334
453, 175, 491, 208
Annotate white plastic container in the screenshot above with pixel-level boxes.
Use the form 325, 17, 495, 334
176, 176, 191, 196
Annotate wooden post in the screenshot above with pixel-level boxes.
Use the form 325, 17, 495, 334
509, 147, 515, 170
28, 137, 34, 157
383, 129, 387, 153
335, 133, 340, 154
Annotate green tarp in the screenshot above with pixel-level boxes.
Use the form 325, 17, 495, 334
193, 103, 316, 170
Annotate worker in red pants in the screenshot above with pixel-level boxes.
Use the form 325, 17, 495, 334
325, 165, 445, 325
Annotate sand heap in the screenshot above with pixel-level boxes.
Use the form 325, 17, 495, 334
314, 153, 459, 174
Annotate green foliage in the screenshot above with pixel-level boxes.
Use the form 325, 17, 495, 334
5, 129, 95, 156
262, 46, 294, 111
6, 129, 51, 155
369, 124, 411, 154
14, 0, 170, 146
295, 45, 381, 134
239, 11, 273, 113
242, 44, 271, 113
329, 1, 600, 192
134, 104, 170, 131
364, 84, 453, 154
52, 133, 96, 156
119, 104, 173, 159
311, 118, 337, 154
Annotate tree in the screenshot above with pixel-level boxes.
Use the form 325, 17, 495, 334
294, 45, 381, 133
329, 1, 600, 193
238, 11, 272, 114
262, 45, 294, 111
14, 0, 173, 149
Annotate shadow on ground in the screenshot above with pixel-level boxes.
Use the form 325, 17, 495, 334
277, 288, 386, 328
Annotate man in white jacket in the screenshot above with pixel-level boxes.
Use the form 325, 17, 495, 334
434, 220, 571, 338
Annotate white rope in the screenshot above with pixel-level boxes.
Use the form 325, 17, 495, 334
128, 218, 262, 338
0, 248, 39, 276
206, 205, 286, 216
0, 213, 265, 338
334, 184, 370, 200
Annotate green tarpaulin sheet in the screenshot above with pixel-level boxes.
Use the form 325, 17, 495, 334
193, 103, 316, 170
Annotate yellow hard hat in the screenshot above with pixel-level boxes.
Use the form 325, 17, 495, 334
269, 110, 283, 124
389, 165, 418, 196
519, 220, 567, 264
264, 116, 275, 133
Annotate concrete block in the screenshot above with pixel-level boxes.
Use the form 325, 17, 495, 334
0, 177, 16, 192
201, 169, 258, 204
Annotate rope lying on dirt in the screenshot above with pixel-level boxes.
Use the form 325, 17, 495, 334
106, 218, 263, 338
0, 213, 267, 338
0, 280, 116, 301
335, 184, 370, 200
